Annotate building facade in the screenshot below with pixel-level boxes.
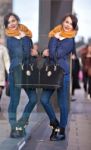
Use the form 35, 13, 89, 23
0, 0, 12, 39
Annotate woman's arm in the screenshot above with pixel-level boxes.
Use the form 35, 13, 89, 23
56, 39, 74, 58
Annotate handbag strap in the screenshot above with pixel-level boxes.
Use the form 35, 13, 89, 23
43, 50, 58, 66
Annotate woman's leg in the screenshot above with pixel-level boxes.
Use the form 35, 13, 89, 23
57, 74, 69, 128
40, 89, 57, 123
8, 72, 22, 138
57, 74, 70, 140
40, 89, 59, 141
18, 88, 37, 126
8, 72, 21, 129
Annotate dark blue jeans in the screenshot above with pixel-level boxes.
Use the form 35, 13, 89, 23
40, 74, 69, 128
8, 71, 37, 129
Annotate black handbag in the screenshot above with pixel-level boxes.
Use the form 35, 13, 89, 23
39, 38, 64, 89
22, 63, 39, 89
14, 55, 64, 89
39, 62, 64, 89
13, 53, 39, 88
39, 44, 64, 89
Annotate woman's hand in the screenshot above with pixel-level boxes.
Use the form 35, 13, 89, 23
71, 54, 76, 60
31, 49, 38, 56
42, 49, 49, 57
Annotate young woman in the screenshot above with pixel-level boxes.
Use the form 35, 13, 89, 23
40, 14, 78, 141
4, 13, 38, 138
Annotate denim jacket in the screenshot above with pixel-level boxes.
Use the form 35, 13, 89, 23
48, 37, 75, 74
6, 36, 33, 71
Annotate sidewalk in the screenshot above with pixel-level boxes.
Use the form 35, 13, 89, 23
0, 85, 91, 150
0, 89, 46, 150
67, 87, 91, 150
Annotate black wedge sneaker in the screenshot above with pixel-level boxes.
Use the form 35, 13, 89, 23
50, 119, 60, 141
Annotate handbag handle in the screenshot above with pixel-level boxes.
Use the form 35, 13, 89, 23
43, 47, 59, 66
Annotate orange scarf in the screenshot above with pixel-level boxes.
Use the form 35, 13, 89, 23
5, 24, 32, 38
49, 24, 77, 38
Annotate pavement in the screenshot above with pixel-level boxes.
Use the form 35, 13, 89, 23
67, 86, 91, 150
0, 84, 91, 150
0, 89, 46, 150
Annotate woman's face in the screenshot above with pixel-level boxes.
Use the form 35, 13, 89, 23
62, 16, 73, 32
7, 15, 19, 30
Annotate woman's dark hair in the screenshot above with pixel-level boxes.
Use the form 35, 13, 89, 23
4, 12, 20, 28
62, 14, 78, 30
